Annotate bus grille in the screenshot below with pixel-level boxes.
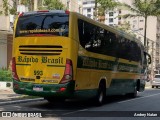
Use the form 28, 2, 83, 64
19, 45, 62, 55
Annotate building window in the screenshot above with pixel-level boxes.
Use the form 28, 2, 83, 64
91, 1, 95, 4
139, 28, 143, 30
156, 43, 159, 47
119, 9, 121, 14
83, 2, 87, 4
132, 25, 135, 28
156, 51, 159, 56
138, 37, 141, 40
87, 8, 91, 12
156, 59, 159, 64
109, 12, 114, 17
109, 18, 113, 23
133, 20, 137, 24
118, 17, 121, 20
140, 20, 144, 22
87, 14, 91, 18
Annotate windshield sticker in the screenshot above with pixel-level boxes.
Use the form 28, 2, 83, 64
19, 28, 65, 34
52, 73, 60, 79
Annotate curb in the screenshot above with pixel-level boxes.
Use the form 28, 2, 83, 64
0, 98, 44, 106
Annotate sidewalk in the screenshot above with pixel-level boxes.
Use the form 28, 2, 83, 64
0, 89, 43, 105
0, 89, 26, 102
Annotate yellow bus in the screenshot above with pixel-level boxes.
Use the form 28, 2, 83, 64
12, 10, 151, 105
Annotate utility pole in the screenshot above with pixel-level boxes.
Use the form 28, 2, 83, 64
151, 41, 154, 75
149, 40, 155, 79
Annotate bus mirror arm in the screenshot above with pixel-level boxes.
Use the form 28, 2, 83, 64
146, 53, 151, 64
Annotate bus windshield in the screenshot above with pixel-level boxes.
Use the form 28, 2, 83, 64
15, 13, 69, 37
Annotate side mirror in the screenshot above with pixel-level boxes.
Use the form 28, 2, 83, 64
147, 52, 151, 64
144, 52, 151, 64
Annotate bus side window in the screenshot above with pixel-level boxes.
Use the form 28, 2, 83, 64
78, 19, 86, 47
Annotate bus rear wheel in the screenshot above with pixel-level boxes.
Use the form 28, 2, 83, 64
44, 97, 65, 103
127, 86, 137, 98
95, 83, 106, 106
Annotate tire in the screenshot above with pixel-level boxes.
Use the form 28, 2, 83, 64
152, 86, 154, 88
127, 86, 137, 98
156, 86, 158, 88
44, 97, 54, 103
44, 97, 65, 103
95, 83, 106, 106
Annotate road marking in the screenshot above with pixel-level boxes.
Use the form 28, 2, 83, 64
62, 109, 88, 116
118, 92, 160, 103
14, 106, 21, 108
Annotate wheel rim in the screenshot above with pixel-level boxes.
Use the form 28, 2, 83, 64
98, 91, 103, 103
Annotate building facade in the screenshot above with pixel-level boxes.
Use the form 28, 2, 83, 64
60, 0, 81, 13
82, 0, 95, 19
0, 0, 13, 69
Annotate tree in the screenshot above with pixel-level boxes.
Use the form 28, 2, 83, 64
97, 0, 119, 11
1, 0, 32, 15
0, 11, 2, 15
43, 0, 65, 10
21, 0, 34, 11
121, 0, 160, 47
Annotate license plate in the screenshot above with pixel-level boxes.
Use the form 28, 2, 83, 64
33, 86, 43, 91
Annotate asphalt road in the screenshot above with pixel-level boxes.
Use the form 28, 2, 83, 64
1, 88, 160, 120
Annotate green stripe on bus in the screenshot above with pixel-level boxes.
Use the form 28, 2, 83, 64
77, 56, 141, 73
47, 65, 65, 67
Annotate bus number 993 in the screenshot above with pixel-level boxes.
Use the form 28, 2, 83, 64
34, 70, 43, 76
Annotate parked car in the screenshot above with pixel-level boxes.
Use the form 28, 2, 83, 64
151, 74, 160, 88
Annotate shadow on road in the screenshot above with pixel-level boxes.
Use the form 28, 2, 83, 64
26, 94, 141, 110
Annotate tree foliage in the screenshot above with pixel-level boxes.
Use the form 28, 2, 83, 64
97, 0, 119, 11
0, 11, 2, 15
2, 0, 9, 15
1, 0, 34, 16
96, 0, 120, 19
43, 0, 65, 10
21, 0, 34, 11
121, 0, 160, 47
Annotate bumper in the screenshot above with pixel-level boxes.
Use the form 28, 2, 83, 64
13, 80, 75, 98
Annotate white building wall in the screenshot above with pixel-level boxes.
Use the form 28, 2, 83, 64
0, 0, 13, 31
0, 33, 7, 69
147, 16, 157, 71
82, 0, 95, 19
61, 0, 80, 12
105, 10, 118, 26
147, 17, 157, 42
0, 0, 13, 69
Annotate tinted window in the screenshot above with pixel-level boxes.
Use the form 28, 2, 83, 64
78, 19, 118, 57
78, 19, 142, 62
16, 13, 69, 37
